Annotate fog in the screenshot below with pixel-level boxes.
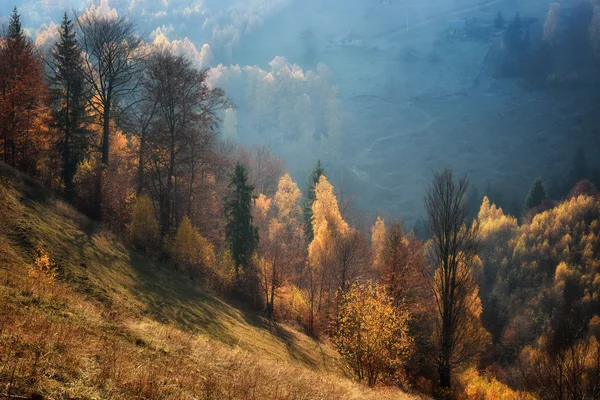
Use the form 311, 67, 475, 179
3, 0, 600, 225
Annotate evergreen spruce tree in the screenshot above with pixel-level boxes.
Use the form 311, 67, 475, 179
223, 163, 259, 281
303, 160, 326, 241
524, 176, 548, 210
7, 7, 23, 41
50, 13, 88, 200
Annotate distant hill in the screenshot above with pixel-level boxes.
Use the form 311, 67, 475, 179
0, 162, 420, 399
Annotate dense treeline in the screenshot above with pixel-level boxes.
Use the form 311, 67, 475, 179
2, 6, 600, 399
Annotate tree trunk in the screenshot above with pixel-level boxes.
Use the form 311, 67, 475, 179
63, 87, 73, 201
136, 132, 145, 195
161, 136, 175, 237
95, 97, 111, 220
439, 363, 451, 389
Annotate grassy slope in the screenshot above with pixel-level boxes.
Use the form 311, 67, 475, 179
0, 163, 420, 399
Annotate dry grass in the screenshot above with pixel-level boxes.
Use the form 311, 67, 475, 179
0, 163, 422, 399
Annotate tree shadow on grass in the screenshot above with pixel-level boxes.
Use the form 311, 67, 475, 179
125, 249, 239, 346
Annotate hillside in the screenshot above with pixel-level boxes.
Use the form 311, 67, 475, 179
0, 162, 420, 399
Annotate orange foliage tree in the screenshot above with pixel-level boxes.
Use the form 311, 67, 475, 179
0, 7, 53, 179
335, 282, 413, 386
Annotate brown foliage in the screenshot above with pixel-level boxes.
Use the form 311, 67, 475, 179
0, 19, 53, 180
569, 179, 598, 199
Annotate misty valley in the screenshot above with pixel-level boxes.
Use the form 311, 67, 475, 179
1, 0, 600, 399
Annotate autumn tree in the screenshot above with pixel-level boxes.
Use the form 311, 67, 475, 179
77, 12, 144, 219
425, 168, 489, 389
237, 145, 285, 198
124, 67, 158, 195
371, 216, 386, 271
335, 282, 413, 386
378, 222, 428, 309
0, 7, 51, 176
224, 163, 259, 283
521, 312, 600, 400
49, 12, 88, 200
173, 216, 215, 279
256, 174, 305, 318
475, 197, 519, 341
303, 160, 326, 241
128, 194, 158, 250
307, 175, 350, 332
332, 229, 370, 295
143, 50, 226, 236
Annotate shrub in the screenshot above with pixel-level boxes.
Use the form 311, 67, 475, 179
128, 195, 159, 251
173, 216, 216, 278
27, 248, 56, 295
334, 282, 413, 386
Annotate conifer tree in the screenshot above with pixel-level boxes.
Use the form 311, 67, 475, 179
524, 176, 548, 210
0, 7, 51, 174
50, 13, 88, 200
224, 163, 259, 281
303, 160, 326, 241
7, 7, 22, 40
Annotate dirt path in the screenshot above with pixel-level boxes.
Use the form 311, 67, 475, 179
369, 0, 506, 42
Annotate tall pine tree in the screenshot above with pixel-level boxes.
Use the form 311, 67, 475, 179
303, 160, 326, 242
50, 13, 88, 200
224, 163, 259, 281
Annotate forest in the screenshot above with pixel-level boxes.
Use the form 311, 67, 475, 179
1, 1, 600, 399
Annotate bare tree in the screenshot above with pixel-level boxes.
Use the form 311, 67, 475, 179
425, 168, 488, 389
143, 50, 226, 237
122, 70, 158, 195
77, 13, 144, 218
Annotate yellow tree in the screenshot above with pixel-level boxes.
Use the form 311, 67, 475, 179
257, 174, 305, 318
335, 282, 413, 386
128, 194, 159, 250
371, 216, 386, 271
307, 175, 350, 331
173, 216, 215, 278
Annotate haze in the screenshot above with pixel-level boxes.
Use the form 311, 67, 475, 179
3, 0, 599, 225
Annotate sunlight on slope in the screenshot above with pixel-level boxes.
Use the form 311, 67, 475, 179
0, 163, 422, 399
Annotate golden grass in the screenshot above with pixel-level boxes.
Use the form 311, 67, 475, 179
0, 163, 422, 399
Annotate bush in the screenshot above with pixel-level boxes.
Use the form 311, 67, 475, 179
128, 195, 159, 251
458, 368, 536, 400
173, 216, 216, 279
209, 249, 237, 294
335, 282, 413, 386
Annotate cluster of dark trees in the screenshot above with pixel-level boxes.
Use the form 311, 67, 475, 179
495, 0, 600, 81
